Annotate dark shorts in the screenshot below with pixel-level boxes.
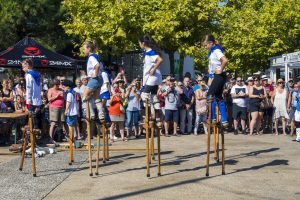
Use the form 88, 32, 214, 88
165, 109, 179, 122
144, 85, 159, 94
232, 104, 247, 120
249, 101, 263, 113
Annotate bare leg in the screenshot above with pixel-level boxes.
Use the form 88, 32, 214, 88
49, 122, 56, 139
282, 118, 287, 135
274, 118, 279, 135
233, 119, 239, 130
241, 119, 246, 130
119, 122, 126, 141
173, 122, 178, 135
290, 120, 295, 135
110, 122, 115, 142
164, 121, 169, 136
250, 112, 258, 135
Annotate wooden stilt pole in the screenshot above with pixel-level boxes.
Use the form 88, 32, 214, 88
145, 98, 150, 177
105, 125, 109, 161
86, 101, 93, 176
151, 121, 155, 161
68, 126, 74, 165
157, 123, 161, 176
216, 104, 220, 163
221, 126, 225, 175
206, 99, 213, 177
29, 115, 36, 177
19, 118, 28, 171
95, 124, 101, 175
102, 123, 106, 163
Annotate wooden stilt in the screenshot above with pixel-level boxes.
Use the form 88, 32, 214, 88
95, 124, 102, 175
29, 115, 36, 177
206, 99, 213, 177
151, 122, 155, 161
145, 98, 150, 177
19, 118, 28, 171
86, 101, 93, 176
102, 124, 106, 163
157, 123, 161, 176
105, 126, 109, 161
216, 105, 220, 163
68, 126, 74, 165
221, 126, 225, 175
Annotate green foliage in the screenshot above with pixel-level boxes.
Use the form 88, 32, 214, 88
0, 0, 71, 51
220, 0, 300, 74
61, 0, 220, 74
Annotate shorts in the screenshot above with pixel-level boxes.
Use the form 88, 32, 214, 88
165, 109, 179, 122
49, 107, 65, 122
232, 104, 247, 120
264, 108, 273, 117
100, 91, 110, 100
249, 102, 263, 113
87, 77, 103, 91
66, 115, 78, 126
143, 85, 159, 94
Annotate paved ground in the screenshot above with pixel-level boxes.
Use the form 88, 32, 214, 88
1, 132, 299, 200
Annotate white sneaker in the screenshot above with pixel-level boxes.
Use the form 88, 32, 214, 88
194, 130, 198, 135
113, 136, 118, 140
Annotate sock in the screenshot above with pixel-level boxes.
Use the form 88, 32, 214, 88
296, 128, 300, 142
95, 99, 104, 120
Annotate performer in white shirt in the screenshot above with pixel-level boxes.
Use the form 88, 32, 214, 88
22, 58, 42, 129
82, 41, 105, 121
138, 35, 163, 121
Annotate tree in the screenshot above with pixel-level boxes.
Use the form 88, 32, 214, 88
0, 0, 71, 52
61, 0, 220, 77
219, 0, 300, 74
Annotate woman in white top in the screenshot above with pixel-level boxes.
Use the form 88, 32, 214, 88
271, 79, 289, 135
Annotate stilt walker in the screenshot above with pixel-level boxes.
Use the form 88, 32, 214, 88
203, 34, 228, 176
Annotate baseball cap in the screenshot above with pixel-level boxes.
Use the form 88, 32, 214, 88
261, 75, 268, 80
246, 77, 253, 82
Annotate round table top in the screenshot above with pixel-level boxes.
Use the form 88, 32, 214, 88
0, 112, 29, 119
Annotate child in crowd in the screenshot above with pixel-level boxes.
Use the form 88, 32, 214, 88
63, 80, 80, 140
41, 95, 50, 137
14, 95, 26, 113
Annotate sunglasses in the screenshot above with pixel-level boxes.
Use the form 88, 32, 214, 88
236, 80, 242, 82
278, 82, 284, 84
254, 79, 259, 81
197, 80, 202, 82
288, 80, 294, 83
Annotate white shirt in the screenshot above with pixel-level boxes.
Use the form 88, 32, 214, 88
86, 55, 103, 78
208, 48, 225, 74
127, 91, 141, 111
143, 49, 162, 86
25, 71, 42, 106
231, 85, 248, 107
66, 92, 79, 116
100, 71, 111, 94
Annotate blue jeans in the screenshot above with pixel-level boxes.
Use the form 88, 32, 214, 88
125, 110, 139, 129
211, 99, 228, 123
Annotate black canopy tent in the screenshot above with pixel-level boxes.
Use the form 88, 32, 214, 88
0, 37, 83, 76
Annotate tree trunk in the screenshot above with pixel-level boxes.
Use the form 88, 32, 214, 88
179, 54, 184, 80
167, 51, 175, 76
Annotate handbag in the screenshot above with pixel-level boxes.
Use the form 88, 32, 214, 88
260, 98, 272, 109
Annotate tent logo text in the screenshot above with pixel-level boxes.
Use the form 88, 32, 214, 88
24, 47, 41, 56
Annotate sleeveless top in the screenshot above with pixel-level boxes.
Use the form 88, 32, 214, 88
1, 89, 14, 109
249, 87, 264, 104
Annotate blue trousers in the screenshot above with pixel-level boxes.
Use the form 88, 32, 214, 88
211, 99, 228, 123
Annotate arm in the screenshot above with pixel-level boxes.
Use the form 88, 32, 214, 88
271, 89, 276, 105
249, 87, 260, 98
26, 74, 33, 104
133, 90, 141, 101
113, 73, 122, 84
65, 101, 70, 115
47, 89, 59, 102
93, 63, 100, 78
149, 55, 163, 76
